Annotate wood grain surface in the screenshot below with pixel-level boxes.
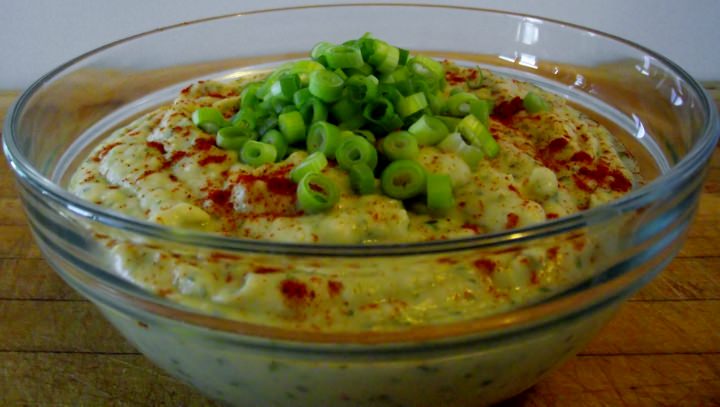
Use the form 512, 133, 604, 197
1, 86, 718, 407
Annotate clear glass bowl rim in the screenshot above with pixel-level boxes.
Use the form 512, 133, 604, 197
3, 3, 719, 344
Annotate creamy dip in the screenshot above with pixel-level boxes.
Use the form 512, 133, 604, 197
69, 62, 639, 331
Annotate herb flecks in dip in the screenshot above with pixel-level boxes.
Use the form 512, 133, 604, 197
69, 35, 639, 331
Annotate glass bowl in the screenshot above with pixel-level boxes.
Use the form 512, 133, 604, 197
3, 4, 718, 406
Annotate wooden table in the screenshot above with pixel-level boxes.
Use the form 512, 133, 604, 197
1, 87, 718, 406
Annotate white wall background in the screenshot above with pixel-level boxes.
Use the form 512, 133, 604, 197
2, 0, 719, 89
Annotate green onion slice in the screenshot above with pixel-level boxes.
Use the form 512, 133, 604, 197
447, 92, 479, 117
260, 129, 288, 161
299, 97, 329, 125
335, 135, 378, 170
296, 172, 339, 213
290, 151, 328, 183
426, 173, 455, 213
363, 97, 395, 125
325, 45, 364, 69
216, 126, 256, 151
255, 113, 278, 136
231, 108, 257, 129
240, 140, 277, 167
293, 88, 312, 108
311, 41, 335, 64
381, 131, 420, 161
523, 91, 550, 114
308, 70, 345, 103
457, 114, 488, 147
346, 74, 379, 103
408, 114, 449, 146
240, 83, 261, 109
469, 99, 491, 128
306, 121, 341, 158
396, 92, 428, 118
407, 56, 444, 83
380, 159, 427, 200
269, 73, 301, 102
457, 114, 499, 158
331, 98, 362, 123
436, 115, 461, 131
348, 163, 376, 195
368, 40, 400, 74
437, 132, 484, 168
192, 107, 228, 134
278, 110, 307, 144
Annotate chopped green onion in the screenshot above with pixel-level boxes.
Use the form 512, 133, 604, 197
380, 160, 427, 200
380, 66, 409, 83
260, 129, 288, 160
396, 92, 428, 118
311, 41, 335, 65
447, 92, 479, 117
280, 105, 297, 114
269, 73, 301, 102
308, 70, 345, 103
338, 114, 367, 131
351, 129, 376, 144
398, 48, 410, 65
469, 99, 491, 128
240, 83, 261, 109
408, 114, 449, 145
355, 34, 376, 60
426, 173, 455, 213
297, 172, 339, 213
335, 135, 378, 170
457, 114, 499, 158
325, 45, 364, 69
467, 69, 484, 89
381, 131, 419, 161
437, 132, 484, 168
436, 115, 461, 131
368, 40, 400, 74
379, 84, 403, 105
306, 121, 341, 158
231, 108, 257, 129
278, 110, 306, 144
216, 126, 256, 151
192, 107, 227, 134
482, 135, 500, 158
363, 97, 395, 125
255, 113, 278, 135
348, 163, 376, 195
457, 114, 489, 148
331, 98, 361, 123
293, 88, 312, 108
523, 91, 549, 114
343, 63, 374, 77
290, 151, 328, 183
345, 74, 379, 103
299, 97, 328, 125
407, 56, 444, 84
334, 68, 348, 81
290, 60, 326, 75
427, 91, 447, 115
240, 140, 277, 167
269, 97, 290, 114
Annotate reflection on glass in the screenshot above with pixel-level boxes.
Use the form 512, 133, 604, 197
519, 53, 537, 69
517, 20, 540, 45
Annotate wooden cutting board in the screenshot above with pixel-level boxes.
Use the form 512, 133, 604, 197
0, 85, 718, 406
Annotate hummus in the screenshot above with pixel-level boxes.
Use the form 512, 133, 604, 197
68, 59, 639, 331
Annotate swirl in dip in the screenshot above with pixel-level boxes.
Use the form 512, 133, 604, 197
69, 39, 639, 332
